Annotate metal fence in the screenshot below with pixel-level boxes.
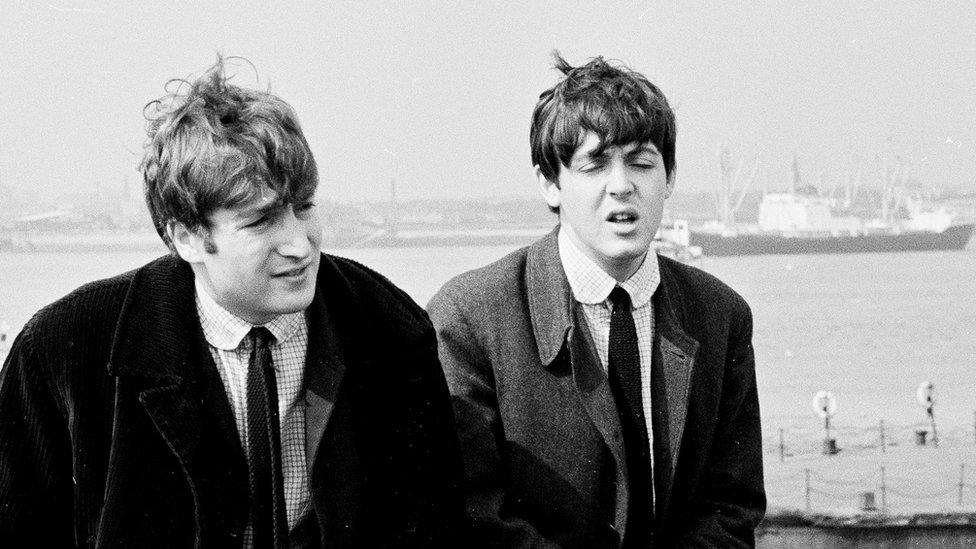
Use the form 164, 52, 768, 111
763, 420, 976, 513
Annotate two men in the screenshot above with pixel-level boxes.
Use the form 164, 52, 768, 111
0, 52, 764, 548
428, 54, 765, 547
0, 60, 463, 547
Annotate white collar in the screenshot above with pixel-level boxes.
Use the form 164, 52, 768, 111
557, 227, 659, 308
194, 279, 304, 353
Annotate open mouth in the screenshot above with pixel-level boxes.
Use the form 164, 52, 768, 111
607, 211, 639, 224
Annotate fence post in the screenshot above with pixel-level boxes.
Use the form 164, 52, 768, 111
779, 428, 785, 462
879, 419, 886, 453
880, 466, 887, 512
805, 468, 811, 512
960, 464, 966, 506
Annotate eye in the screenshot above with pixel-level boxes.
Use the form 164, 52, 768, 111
578, 161, 606, 174
243, 215, 271, 229
629, 155, 658, 170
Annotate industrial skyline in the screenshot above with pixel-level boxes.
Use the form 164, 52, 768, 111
2, 1, 975, 207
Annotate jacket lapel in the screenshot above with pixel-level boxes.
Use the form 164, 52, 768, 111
527, 229, 630, 535
650, 261, 699, 516
107, 255, 249, 537
569, 303, 631, 536
302, 267, 348, 473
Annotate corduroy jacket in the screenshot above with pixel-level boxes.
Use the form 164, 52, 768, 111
0, 253, 464, 548
427, 229, 765, 548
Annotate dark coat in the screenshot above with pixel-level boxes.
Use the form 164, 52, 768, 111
0, 253, 464, 548
427, 230, 765, 548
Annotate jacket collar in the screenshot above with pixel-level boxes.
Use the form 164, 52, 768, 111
526, 228, 575, 368
107, 254, 199, 383
528, 227, 699, 372
107, 253, 353, 385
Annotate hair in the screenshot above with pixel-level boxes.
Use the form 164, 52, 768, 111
530, 51, 677, 210
140, 55, 318, 252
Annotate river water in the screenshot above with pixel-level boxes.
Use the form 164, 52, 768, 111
1, 243, 974, 436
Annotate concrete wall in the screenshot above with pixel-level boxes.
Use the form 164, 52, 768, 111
758, 512, 976, 548
758, 525, 976, 548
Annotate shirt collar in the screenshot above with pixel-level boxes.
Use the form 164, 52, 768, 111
194, 279, 304, 352
557, 226, 660, 308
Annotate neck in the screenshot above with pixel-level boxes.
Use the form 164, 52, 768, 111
605, 253, 647, 283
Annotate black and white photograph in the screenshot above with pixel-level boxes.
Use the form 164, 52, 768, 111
1, 2, 974, 547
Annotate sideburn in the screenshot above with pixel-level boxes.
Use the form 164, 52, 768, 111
203, 236, 218, 254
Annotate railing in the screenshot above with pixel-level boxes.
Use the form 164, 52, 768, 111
764, 420, 976, 513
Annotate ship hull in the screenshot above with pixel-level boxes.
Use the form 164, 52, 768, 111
690, 223, 975, 256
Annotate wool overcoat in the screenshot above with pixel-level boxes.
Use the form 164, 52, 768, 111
0, 253, 464, 548
427, 229, 765, 548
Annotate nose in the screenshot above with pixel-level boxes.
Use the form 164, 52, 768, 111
276, 207, 314, 259
606, 159, 634, 197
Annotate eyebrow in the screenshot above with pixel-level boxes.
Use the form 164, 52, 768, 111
574, 144, 660, 164
237, 198, 285, 221
623, 145, 660, 157
573, 148, 611, 164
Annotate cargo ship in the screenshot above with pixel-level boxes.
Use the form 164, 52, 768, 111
689, 192, 975, 256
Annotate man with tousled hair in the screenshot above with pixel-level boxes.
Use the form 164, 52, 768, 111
428, 52, 765, 547
0, 58, 464, 548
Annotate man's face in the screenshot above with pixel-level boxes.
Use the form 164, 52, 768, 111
539, 132, 675, 282
174, 190, 322, 325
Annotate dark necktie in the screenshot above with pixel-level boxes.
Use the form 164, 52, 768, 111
246, 327, 289, 549
607, 287, 654, 546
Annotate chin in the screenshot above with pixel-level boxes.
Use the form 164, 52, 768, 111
277, 292, 316, 315
606, 240, 650, 260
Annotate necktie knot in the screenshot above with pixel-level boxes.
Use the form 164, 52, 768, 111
609, 286, 631, 311
250, 326, 275, 347
249, 327, 275, 369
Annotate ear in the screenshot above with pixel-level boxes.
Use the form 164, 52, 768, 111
664, 169, 677, 199
167, 221, 207, 264
535, 165, 561, 211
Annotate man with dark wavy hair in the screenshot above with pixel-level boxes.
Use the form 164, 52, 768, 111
0, 58, 463, 548
428, 52, 765, 548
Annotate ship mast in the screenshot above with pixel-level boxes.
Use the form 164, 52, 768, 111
791, 153, 802, 194
387, 178, 399, 237
714, 146, 758, 227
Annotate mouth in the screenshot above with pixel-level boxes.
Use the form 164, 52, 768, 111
606, 209, 639, 224
273, 263, 311, 278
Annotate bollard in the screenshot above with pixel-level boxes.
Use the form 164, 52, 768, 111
858, 491, 877, 512
914, 429, 928, 446
822, 438, 838, 455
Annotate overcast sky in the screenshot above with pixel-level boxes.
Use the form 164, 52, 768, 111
2, 1, 974, 207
